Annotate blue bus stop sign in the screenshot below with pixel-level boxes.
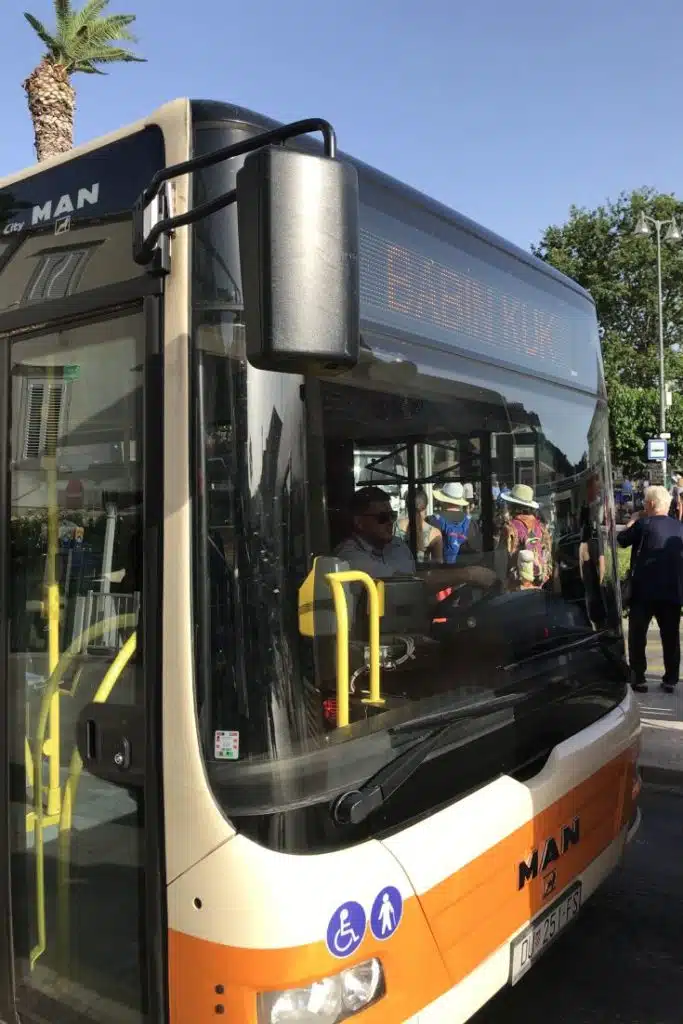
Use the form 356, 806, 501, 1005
647, 438, 668, 462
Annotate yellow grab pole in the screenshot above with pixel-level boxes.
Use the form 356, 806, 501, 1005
44, 451, 61, 819
30, 613, 138, 968
57, 631, 138, 976
30, 448, 60, 969
325, 576, 350, 728
360, 578, 382, 707
324, 571, 384, 728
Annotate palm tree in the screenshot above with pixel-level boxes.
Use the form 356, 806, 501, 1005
23, 1, 145, 163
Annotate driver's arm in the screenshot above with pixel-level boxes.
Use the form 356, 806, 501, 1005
421, 562, 498, 594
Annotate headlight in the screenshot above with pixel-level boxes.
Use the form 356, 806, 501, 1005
258, 959, 384, 1023
341, 959, 382, 1013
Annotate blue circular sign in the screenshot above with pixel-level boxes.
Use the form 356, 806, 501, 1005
326, 900, 366, 959
370, 886, 403, 940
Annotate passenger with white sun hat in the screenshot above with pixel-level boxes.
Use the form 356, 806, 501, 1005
428, 481, 482, 565
500, 483, 540, 511
499, 483, 552, 589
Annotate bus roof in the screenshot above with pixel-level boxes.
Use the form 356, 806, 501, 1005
1, 97, 593, 310
0, 99, 184, 191
191, 99, 595, 309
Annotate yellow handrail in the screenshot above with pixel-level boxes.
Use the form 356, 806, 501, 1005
57, 631, 138, 976
30, 613, 138, 968
43, 450, 61, 820
324, 571, 384, 727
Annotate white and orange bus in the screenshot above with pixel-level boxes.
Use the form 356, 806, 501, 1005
0, 98, 640, 1024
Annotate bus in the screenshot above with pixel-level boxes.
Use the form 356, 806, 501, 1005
0, 99, 640, 1024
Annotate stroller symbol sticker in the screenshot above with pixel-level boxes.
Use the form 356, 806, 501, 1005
370, 886, 403, 940
326, 901, 366, 959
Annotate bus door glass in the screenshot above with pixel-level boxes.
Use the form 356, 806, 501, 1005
6, 309, 147, 1023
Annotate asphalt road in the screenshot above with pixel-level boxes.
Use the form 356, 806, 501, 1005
471, 786, 683, 1024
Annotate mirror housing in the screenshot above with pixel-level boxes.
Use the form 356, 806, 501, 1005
236, 145, 360, 375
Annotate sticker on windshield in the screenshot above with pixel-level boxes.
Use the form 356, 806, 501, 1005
214, 730, 239, 760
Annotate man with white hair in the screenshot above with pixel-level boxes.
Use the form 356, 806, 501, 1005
618, 484, 683, 693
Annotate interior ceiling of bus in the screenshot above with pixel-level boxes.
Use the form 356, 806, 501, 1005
320, 348, 547, 443
321, 381, 515, 442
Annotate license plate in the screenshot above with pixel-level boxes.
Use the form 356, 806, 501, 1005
510, 881, 581, 985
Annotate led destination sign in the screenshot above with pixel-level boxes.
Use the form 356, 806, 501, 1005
359, 203, 599, 391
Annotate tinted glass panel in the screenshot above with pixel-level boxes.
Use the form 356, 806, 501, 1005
191, 117, 621, 840
195, 323, 620, 814
7, 311, 147, 1023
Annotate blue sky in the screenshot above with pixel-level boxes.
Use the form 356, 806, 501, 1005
2, 0, 683, 250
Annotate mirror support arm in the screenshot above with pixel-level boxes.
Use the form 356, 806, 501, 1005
133, 117, 337, 269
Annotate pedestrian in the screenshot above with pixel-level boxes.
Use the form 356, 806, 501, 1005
617, 484, 683, 693
669, 472, 683, 521
579, 500, 607, 629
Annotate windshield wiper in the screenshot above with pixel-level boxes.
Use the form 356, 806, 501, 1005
331, 690, 536, 826
502, 628, 610, 670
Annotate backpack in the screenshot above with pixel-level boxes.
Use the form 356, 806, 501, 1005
510, 517, 550, 587
428, 513, 471, 564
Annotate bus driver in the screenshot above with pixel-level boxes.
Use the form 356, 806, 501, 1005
335, 486, 416, 578
336, 486, 498, 595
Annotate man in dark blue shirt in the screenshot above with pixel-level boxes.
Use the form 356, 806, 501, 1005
618, 484, 683, 692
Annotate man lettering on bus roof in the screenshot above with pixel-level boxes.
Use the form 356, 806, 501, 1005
335, 486, 416, 578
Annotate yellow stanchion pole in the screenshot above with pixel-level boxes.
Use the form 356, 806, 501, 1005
44, 451, 61, 819
30, 614, 137, 968
57, 632, 138, 975
324, 571, 385, 727
31, 443, 61, 970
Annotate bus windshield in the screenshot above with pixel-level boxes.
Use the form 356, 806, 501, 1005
191, 115, 623, 835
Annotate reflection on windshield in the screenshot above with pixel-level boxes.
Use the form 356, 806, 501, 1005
195, 318, 620, 773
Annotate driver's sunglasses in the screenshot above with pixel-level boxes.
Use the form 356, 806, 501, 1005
361, 510, 397, 525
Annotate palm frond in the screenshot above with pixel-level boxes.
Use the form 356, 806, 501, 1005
82, 15, 139, 46
69, 0, 110, 35
54, 0, 74, 21
86, 46, 146, 65
23, 12, 59, 53
76, 61, 106, 74
81, 0, 110, 16
25, 0, 145, 74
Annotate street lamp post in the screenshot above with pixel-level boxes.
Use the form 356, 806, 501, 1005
633, 211, 682, 483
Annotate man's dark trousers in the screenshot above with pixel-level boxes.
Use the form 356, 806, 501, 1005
628, 600, 682, 684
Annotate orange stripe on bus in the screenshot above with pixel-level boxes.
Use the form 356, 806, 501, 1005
169, 897, 449, 1023
168, 748, 638, 1024
418, 750, 632, 986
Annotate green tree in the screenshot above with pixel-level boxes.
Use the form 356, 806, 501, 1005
23, 0, 145, 163
533, 188, 683, 474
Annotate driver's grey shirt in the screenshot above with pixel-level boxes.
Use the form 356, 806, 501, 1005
334, 534, 416, 578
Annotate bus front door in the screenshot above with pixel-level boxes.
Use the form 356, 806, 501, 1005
0, 308, 160, 1024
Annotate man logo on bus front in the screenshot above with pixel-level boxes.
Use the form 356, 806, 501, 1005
543, 870, 557, 898
517, 816, 580, 891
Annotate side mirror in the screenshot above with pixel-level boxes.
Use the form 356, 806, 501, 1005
236, 145, 360, 375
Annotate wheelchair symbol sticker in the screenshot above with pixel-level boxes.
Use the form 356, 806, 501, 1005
326, 901, 366, 959
370, 886, 403, 940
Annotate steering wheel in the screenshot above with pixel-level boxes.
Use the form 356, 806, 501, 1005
435, 574, 503, 611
